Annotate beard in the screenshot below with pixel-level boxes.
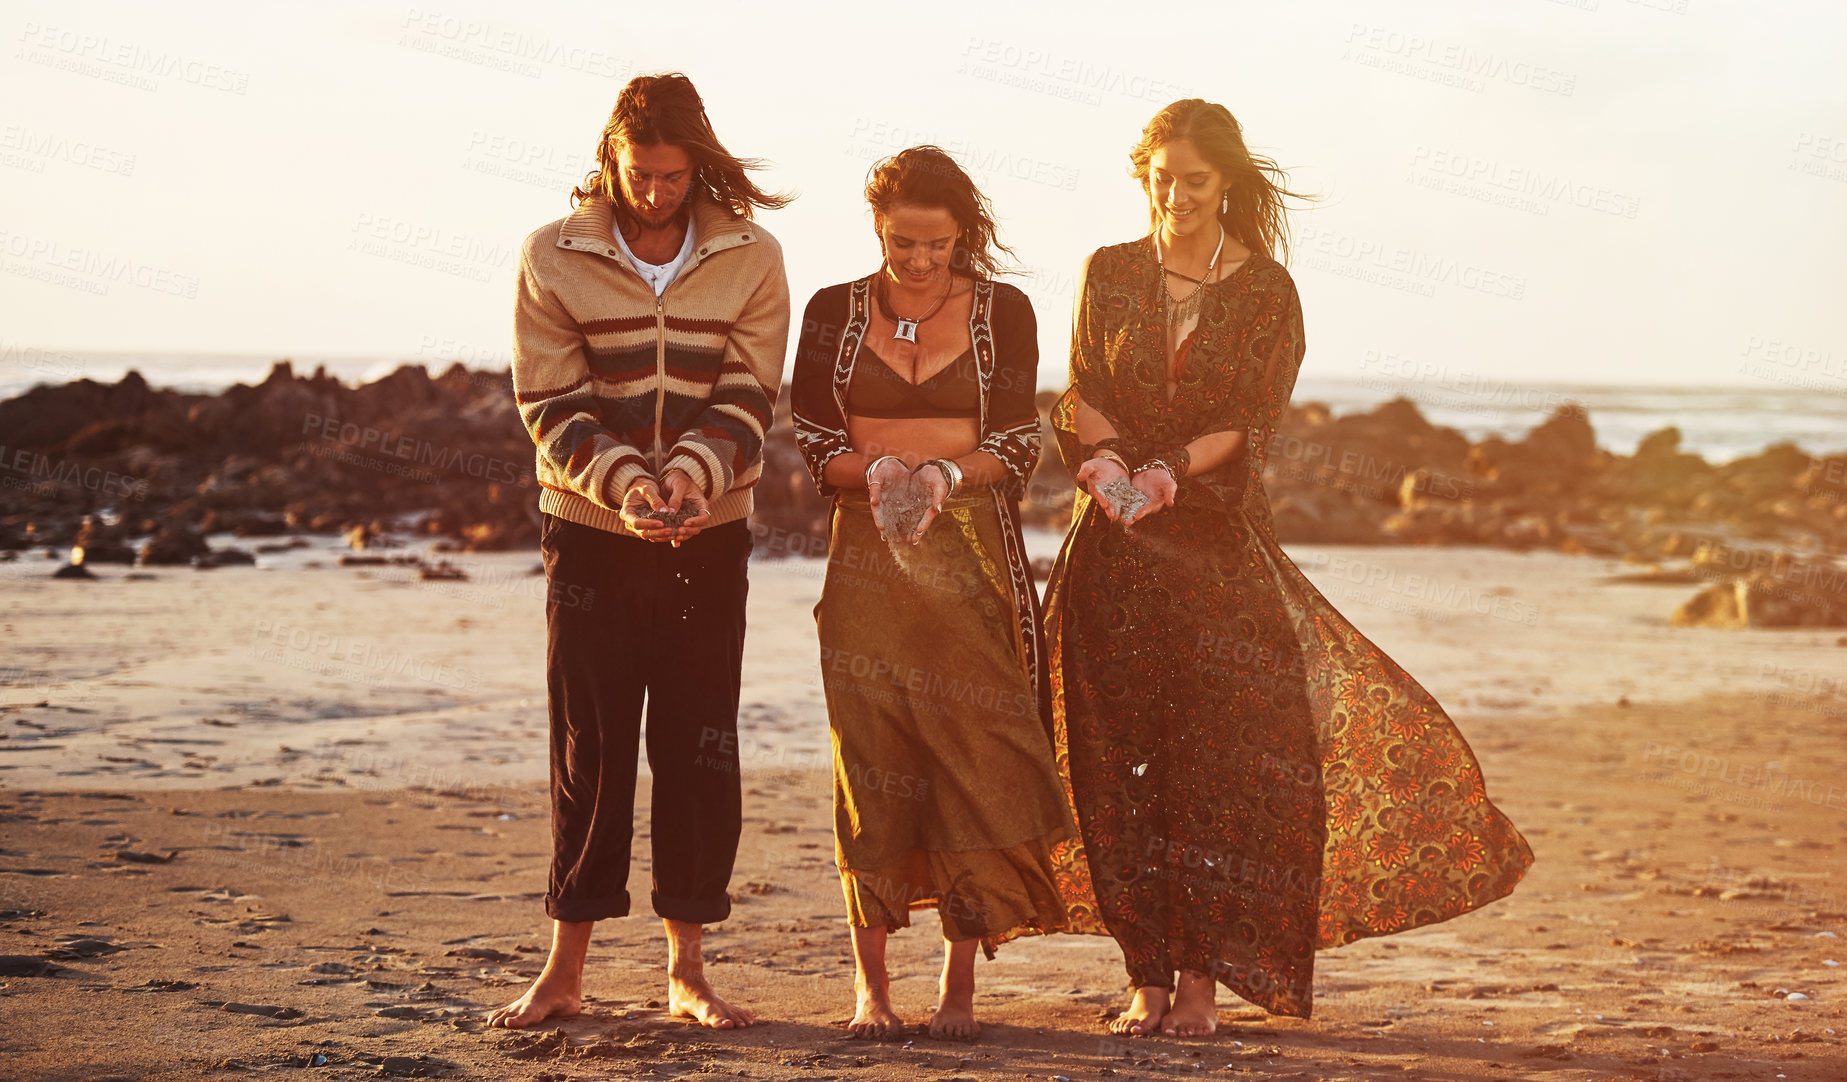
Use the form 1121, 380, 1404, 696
615, 194, 688, 240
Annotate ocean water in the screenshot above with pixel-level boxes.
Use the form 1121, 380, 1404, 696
3, 350, 1843, 463
1289, 376, 1847, 463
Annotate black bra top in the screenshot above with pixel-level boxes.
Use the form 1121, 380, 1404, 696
846, 340, 981, 420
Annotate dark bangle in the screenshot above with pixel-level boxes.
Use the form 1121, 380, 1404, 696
1085, 437, 1129, 460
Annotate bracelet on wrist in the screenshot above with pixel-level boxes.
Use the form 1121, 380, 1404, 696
1093, 449, 1129, 472
925, 457, 964, 498
864, 454, 903, 488
1133, 448, 1189, 480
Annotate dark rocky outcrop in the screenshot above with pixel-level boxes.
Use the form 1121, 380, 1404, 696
3, 368, 1843, 622
0, 361, 541, 554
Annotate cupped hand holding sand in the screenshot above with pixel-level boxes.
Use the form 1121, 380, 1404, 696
619, 478, 678, 542
1095, 478, 1149, 523
1078, 455, 1169, 526
651, 469, 713, 547
1121, 466, 1176, 527
872, 469, 936, 545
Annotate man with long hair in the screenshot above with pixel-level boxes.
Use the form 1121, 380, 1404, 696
491, 72, 791, 1030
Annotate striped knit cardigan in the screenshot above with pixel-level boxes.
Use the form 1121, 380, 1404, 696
512, 194, 790, 537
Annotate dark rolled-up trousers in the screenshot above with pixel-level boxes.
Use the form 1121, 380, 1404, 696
539, 511, 751, 924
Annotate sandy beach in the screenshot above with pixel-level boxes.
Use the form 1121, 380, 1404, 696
4, 539, 1845, 1080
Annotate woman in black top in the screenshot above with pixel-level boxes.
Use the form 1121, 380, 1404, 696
791, 146, 1072, 1042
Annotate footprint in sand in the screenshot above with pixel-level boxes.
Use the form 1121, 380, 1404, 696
45, 937, 127, 960
218, 1001, 304, 1019
0, 955, 64, 977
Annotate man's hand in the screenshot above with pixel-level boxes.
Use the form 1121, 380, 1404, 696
1124, 467, 1177, 527
620, 478, 678, 542
657, 469, 713, 547
1074, 456, 1132, 523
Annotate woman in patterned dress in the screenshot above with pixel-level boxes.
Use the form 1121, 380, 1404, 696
1025, 100, 1533, 1036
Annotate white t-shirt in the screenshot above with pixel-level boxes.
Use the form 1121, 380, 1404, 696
613, 216, 696, 297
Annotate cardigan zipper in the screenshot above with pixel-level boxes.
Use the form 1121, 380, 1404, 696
653, 292, 665, 464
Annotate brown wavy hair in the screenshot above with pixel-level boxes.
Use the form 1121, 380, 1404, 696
572, 72, 791, 222
864, 146, 1016, 280
1129, 99, 1312, 263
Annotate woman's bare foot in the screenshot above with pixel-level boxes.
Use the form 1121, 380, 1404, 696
849, 982, 905, 1040
929, 936, 980, 1041
928, 988, 979, 1041
846, 921, 905, 1040
1160, 970, 1219, 1037
669, 968, 755, 1029
1108, 985, 1170, 1035
488, 920, 590, 1029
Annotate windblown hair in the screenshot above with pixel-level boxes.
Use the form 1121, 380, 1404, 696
864, 146, 1017, 280
572, 72, 791, 223
1129, 99, 1312, 263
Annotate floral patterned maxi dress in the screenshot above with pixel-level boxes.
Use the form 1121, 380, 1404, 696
1004, 238, 1533, 1018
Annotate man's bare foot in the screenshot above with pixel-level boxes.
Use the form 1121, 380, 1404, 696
487, 970, 582, 1029
1108, 985, 1170, 1035
1160, 970, 1219, 1037
848, 982, 906, 1040
928, 987, 979, 1041
669, 969, 756, 1029
488, 920, 590, 1029
662, 917, 754, 1029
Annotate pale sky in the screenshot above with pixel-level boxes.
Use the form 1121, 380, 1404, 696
2, 0, 1844, 392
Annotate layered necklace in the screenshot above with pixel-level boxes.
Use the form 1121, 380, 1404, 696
875, 268, 954, 344
1152, 225, 1225, 331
